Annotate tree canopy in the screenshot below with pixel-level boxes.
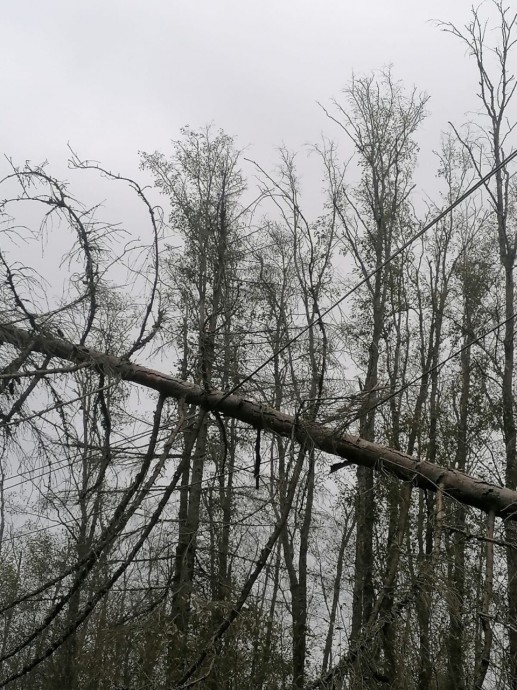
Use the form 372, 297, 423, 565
1, 4, 517, 689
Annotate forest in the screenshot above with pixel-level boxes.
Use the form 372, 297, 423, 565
1, 2, 517, 689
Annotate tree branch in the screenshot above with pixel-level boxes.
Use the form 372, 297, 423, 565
2, 321, 517, 520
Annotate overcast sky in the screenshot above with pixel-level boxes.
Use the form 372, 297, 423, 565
0, 1, 512, 455
1, 0, 509, 234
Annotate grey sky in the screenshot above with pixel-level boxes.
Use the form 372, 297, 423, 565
1, 0, 489, 192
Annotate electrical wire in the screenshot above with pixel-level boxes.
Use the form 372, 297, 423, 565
2, 151, 515, 687
2, 153, 515, 544
4, 308, 517, 497
345, 311, 517, 428
218, 148, 517, 403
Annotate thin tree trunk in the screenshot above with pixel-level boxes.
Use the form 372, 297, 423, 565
322, 517, 355, 674
474, 511, 495, 689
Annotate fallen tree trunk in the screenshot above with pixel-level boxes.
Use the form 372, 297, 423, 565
2, 321, 517, 521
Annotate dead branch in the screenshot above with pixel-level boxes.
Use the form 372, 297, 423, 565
2, 321, 517, 522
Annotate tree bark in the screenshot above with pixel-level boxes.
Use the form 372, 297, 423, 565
3, 322, 517, 522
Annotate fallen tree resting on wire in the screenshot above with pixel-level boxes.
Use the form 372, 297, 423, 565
2, 320, 517, 522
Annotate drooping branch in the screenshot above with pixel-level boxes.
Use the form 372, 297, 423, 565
2, 320, 517, 521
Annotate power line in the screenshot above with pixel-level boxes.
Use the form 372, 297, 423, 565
0, 460, 263, 545
2, 150, 516, 539
356, 311, 517, 426
0, 520, 76, 545
4, 304, 516, 496
219, 149, 517, 403
4, 304, 517, 499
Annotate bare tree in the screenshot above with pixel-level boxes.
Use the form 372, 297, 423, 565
439, 3, 517, 684
324, 67, 428, 686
